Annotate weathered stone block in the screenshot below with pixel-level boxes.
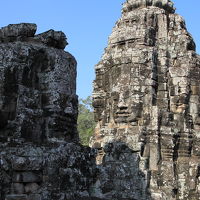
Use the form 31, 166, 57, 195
191, 85, 200, 95
5, 195, 27, 200
28, 194, 41, 200
34, 30, 68, 49
13, 172, 41, 183
13, 183, 25, 194
25, 183, 39, 193
0, 23, 36, 42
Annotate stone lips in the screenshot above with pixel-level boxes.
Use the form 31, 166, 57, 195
91, 0, 200, 199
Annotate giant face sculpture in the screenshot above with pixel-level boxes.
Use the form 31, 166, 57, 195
0, 24, 78, 144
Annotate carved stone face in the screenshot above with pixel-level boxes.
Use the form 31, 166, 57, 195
110, 89, 142, 125
0, 43, 77, 144
93, 60, 144, 129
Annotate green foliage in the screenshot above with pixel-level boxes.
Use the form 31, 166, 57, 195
78, 96, 96, 146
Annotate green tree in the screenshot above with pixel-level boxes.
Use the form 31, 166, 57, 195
78, 96, 96, 146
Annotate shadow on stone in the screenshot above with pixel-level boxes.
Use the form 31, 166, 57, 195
90, 141, 152, 200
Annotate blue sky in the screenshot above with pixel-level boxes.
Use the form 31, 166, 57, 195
0, 0, 199, 99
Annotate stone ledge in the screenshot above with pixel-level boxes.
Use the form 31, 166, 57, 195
5, 194, 41, 200
0, 23, 68, 49
5, 194, 27, 200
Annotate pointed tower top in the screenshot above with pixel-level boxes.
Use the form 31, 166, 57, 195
122, 0, 175, 13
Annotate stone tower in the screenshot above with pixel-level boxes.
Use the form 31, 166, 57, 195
0, 23, 96, 200
91, 0, 200, 199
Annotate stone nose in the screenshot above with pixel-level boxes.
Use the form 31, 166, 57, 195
117, 101, 128, 111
